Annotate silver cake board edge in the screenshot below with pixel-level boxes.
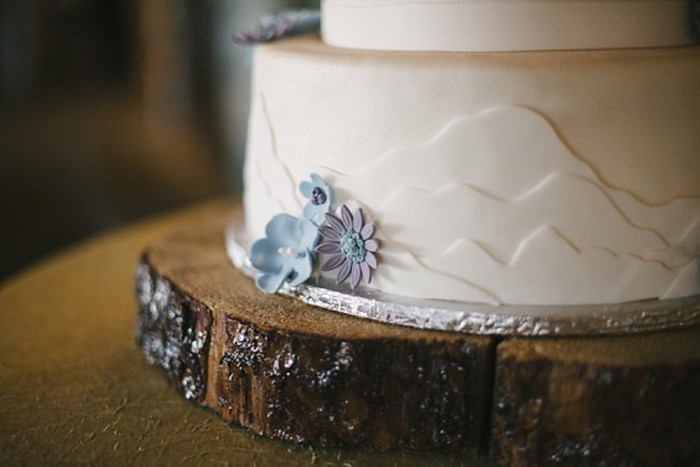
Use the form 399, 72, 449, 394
225, 217, 700, 337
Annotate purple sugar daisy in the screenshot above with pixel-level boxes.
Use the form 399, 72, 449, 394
315, 205, 379, 290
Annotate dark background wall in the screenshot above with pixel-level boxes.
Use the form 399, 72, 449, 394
0, 0, 318, 281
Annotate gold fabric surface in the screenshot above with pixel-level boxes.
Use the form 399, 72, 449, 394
0, 199, 489, 466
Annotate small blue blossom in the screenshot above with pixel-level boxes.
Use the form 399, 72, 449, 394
250, 214, 319, 293
299, 173, 332, 225
315, 205, 379, 290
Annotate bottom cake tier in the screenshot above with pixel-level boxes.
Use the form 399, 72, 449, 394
135, 207, 700, 465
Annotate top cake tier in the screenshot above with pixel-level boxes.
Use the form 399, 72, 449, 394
322, 0, 698, 51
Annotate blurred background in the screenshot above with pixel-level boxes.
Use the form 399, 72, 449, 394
0, 0, 318, 281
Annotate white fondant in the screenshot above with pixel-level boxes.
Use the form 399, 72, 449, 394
322, 0, 696, 52
245, 38, 700, 206
420, 225, 697, 304
243, 38, 700, 305
316, 108, 700, 304
244, 93, 303, 237
246, 103, 700, 304
377, 176, 678, 264
661, 259, 700, 300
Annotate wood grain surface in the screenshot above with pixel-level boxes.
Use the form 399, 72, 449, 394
491, 331, 700, 465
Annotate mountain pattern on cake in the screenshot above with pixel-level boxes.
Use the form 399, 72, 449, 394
245, 102, 699, 305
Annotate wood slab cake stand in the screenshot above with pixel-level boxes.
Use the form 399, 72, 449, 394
135, 204, 700, 466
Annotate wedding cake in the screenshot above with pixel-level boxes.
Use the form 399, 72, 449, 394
133, 2, 700, 459
240, 0, 700, 307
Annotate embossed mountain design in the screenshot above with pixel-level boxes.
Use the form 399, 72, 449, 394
380, 173, 695, 268
322, 106, 700, 303
326, 106, 598, 201
248, 103, 699, 304
245, 93, 304, 235
421, 225, 692, 304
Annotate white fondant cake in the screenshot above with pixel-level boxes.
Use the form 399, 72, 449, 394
241, 1, 700, 306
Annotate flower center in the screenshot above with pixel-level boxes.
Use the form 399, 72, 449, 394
340, 230, 366, 263
311, 187, 327, 206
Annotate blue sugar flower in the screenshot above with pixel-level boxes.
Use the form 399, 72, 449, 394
315, 205, 379, 290
250, 214, 319, 293
299, 173, 332, 225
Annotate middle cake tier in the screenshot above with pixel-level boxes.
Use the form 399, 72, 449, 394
243, 36, 700, 306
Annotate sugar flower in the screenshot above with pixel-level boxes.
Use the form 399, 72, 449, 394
250, 214, 319, 293
232, 10, 321, 45
315, 205, 379, 289
299, 173, 332, 225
